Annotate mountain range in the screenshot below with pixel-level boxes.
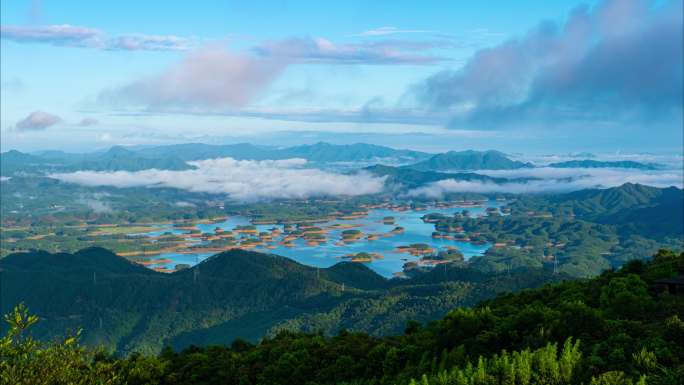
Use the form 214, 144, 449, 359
548, 159, 660, 170
0, 247, 563, 355
1, 143, 666, 177
406, 150, 533, 171
365, 164, 523, 189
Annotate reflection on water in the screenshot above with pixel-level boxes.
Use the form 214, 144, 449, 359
138, 202, 500, 278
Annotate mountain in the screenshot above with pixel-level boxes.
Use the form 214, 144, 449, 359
278, 142, 431, 163
548, 159, 660, 169
559, 183, 683, 237
0, 147, 193, 175
366, 164, 521, 189
0, 247, 562, 354
8, 250, 683, 384
407, 150, 532, 171
137, 143, 276, 161
141, 142, 431, 163
0, 150, 53, 176
513, 183, 684, 239
70, 146, 194, 171
2, 142, 431, 176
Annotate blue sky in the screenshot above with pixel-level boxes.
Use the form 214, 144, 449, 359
1, 0, 682, 153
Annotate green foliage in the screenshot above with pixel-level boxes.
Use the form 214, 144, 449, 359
408, 150, 532, 171
409, 338, 581, 385
0, 303, 121, 385
3, 250, 682, 384
0, 246, 563, 355
599, 274, 654, 319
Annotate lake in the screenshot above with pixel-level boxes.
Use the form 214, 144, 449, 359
137, 201, 501, 278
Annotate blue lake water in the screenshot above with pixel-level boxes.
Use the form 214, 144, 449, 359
140, 201, 501, 278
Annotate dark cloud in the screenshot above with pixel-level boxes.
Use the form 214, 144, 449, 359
410, 0, 683, 129
15, 111, 62, 131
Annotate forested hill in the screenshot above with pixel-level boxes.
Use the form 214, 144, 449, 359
364, 164, 515, 189
512, 183, 684, 238
406, 150, 532, 171
4, 250, 683, 384
0, 247, 563, 354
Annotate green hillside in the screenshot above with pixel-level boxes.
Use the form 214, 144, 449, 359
279, 142, 430, 162
365, 164, 515, 189
0, 247, 563, 355
3, 250, 682, 384
407, 150, 532, 171
513, 183, 684, 238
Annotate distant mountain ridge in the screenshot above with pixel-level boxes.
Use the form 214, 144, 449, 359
365, 164, 521, 189
520, 183, 684, 238
406, 150, 532, 171
278, 142, 430, 163
548, 159, 660, 170
137, 142, 431, 163
0, 146, 193, 175
0, 142, 431, 176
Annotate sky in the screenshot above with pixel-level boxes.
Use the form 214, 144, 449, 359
1, 0, 682, 154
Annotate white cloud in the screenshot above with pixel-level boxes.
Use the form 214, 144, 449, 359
108, 34, 189, 51
99, 46, 287, 109
254, 36, 449, 65
356, 27, 432, 37
408, 167, 684, 197
49, 157, 387, 202
1, 24, 189, 51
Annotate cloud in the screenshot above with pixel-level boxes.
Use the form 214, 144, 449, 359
107, 34, 189, 51
15, 111, 62, 131
408, 167, 683, 197
1, 24, 189, 51
409, 0, 683, 129
49, 157, 387, 202
1, 24, 101, 47
235, 105, 448, 125
356, 27, 432, 37
76, 197, 112, 213
253, 36, 451, 65
99, 46, 287, 109
0, 77, 24, 91
78, 117, 99, 126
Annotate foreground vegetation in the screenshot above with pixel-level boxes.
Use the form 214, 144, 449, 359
2, 250, 682, 384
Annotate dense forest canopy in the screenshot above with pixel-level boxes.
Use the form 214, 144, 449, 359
2, 250, 682, 384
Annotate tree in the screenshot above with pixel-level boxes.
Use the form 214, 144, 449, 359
0, 303, 120, 385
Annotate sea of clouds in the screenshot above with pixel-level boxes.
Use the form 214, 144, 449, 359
49, 157, 386, 202
46, 156, 683, 201
408, 167, 683, 198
